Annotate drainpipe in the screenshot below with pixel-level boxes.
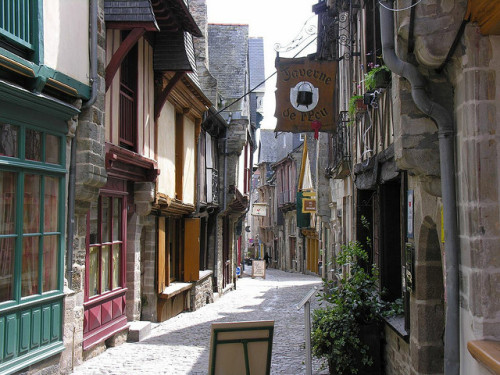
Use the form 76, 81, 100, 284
66, 0, 98, 289
379, 2, 460, 374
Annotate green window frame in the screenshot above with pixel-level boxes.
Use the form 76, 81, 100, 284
0, 0, 43, 63
0, 121, 65, 308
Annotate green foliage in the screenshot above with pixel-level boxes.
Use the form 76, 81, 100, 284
364, 65, 391, 91
348, 95, 364, 120
312, 241, 396, 375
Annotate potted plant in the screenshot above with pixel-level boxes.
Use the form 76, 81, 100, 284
364, 65, 391, 91
348, 95, 367, 121
312, 241, 400, 375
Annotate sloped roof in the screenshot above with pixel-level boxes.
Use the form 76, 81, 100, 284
104, 1, 157, 24
154, 31, 196, 72
104, 0, 202, 37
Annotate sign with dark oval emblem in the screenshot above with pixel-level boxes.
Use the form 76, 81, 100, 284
275, 57, 337, 133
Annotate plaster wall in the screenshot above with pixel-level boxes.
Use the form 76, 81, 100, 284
183, 116, 196, 205
157, 101, 176, 198
43, 0, 89, 83
137, 39, 155, 159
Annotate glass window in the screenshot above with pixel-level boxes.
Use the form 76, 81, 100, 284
0, 122, 64, 304
101, 245, 110, 293
23, 174, 41, 232
112, 244, 121, 289
112, 198, 121, 241
25, 129, 42, 161
89, 246, 98, 297
0, 171, 16, 302
86, 195, 126, 299
22, 236, 39, 297
0, 123, 18, 157
42, 235, 58, 292
45, 134, 60, 164
44, 176, 59, 232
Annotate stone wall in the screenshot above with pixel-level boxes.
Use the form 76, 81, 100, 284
451, 23, 500, 375
191, 271, 214, 310
61, 0, 107, 371
384, 328, 410, 375
141, 215, 158, 322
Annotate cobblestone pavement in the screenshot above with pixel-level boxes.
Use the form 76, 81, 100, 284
72, 268, 329, 375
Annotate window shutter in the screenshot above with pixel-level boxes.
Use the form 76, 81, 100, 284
157, 217, 166, 293
183, 218, 200, 282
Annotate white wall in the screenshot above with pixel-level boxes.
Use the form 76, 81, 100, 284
43, 0, 89, 84
183, 116, 196, 205
157, 101, 176, 198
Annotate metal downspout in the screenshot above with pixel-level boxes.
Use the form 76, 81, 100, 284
66, 0, 98, 289
379, 2, 460, 374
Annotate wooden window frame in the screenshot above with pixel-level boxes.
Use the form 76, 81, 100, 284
175, 113, 184, 201
0, 121, 65, 307
0, 0, 43, 63
84, 193, 127, 302
118, 31, 138, 152
0, 119, 66, 373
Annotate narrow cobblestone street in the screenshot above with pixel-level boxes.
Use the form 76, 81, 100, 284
72, 269, 328, 375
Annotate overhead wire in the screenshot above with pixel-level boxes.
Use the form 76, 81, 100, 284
206, 35, 318, 122
378, 0, 422, 12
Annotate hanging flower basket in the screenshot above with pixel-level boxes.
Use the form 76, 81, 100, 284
365, 65, 391, 91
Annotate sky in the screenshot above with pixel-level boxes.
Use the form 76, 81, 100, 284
206, 0, 318, 130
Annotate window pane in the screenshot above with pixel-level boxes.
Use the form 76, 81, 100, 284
0, 123, 18, 157
89, 246, 98, 297
26, 129, 42, 161
24, 174, 41, 233
0, 237, 15, 302
43, 235, 58, 292
112, 244, 121, 289
102, 197, 110, 243
22, 236, 39, 297
45, 134, 60, 164
0, 171, 16, 234
44, 176, 59, 232
101, 245, 110, 292
89, 202, 98, 244
112, 197, 121, 241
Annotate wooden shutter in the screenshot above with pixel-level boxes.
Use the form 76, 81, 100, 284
157, 217, 166, 293
183, 218, 200, 282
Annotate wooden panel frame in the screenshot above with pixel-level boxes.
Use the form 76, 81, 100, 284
183, 218, 200, 282
209, 321, 274, 375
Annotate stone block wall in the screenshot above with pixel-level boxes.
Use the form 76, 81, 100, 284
384, 328, 410, 375
191, 271, 214, 310
450, 23, 500, 375
141, 215, 158, 322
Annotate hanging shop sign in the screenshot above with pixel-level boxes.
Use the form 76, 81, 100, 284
252, 203, 268, 217
275, 57, 337, 133
301, 190, 317, 213
302, 198, 317, 213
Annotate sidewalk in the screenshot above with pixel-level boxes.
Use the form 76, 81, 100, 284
72, 268, 328, 374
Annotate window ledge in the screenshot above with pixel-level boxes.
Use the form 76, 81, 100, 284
159, 282, 192, 300
199, 270, 213, 281
467, 340, 500, 374
383, 315, 409, 341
